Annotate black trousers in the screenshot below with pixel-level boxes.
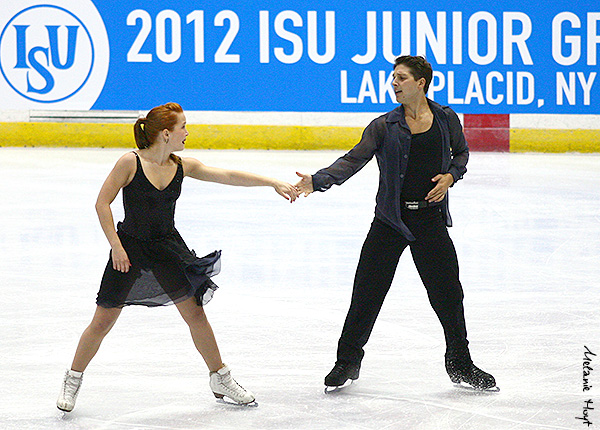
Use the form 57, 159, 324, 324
337, 208, 470, 366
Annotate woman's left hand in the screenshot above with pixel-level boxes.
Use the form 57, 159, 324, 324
426, 173, 454, 203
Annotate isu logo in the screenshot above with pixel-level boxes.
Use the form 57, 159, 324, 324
0, 1, 108, 108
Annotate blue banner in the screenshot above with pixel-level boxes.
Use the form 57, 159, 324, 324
0, 0, 599, 113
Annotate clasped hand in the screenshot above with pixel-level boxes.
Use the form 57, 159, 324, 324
294, 172, 313, 197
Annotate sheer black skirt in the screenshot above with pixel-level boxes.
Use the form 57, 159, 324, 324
97, 225, 220, 308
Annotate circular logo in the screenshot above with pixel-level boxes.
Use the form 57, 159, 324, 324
0, 1, 108, 109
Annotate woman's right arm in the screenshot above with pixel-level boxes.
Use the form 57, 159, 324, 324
95, 153, 136, 273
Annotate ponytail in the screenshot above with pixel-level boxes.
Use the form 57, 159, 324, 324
133, 118, 151, 149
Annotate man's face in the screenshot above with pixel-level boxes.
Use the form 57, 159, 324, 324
393, 64, 425, 103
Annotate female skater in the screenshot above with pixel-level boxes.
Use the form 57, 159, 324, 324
57, 102, 298, 411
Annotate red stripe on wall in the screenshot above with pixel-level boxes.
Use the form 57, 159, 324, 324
463, 114, 510, 152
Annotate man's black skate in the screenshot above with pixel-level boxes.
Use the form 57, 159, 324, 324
446, 358, 498, 391
324, 361, 360, 393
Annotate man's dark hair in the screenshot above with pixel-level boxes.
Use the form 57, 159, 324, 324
394, 56, 433, 94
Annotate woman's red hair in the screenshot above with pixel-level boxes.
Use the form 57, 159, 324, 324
133, 102, 184, 163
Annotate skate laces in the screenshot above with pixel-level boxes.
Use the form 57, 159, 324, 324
471, 365, 485, 377
331, 362, 351, 375
470, 365, 495, 388
62, 372, 82, 398
216, 370, 248, 396
459, 364, 495, 389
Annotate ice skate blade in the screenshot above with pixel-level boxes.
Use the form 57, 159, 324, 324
454, 382, 500, 393
216, 398, 258, 407
324, 379, 354, 394
57, 403, 74, 413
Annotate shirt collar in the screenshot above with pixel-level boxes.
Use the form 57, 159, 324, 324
386, 98, 445, 126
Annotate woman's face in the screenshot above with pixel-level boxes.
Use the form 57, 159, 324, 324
167, 112, 188, 151
393, 64, 425, 103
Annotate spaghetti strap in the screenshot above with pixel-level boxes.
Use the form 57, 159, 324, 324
130, 151, 141, 176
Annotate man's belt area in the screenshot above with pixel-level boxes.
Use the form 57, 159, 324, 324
402, 200, 443, 210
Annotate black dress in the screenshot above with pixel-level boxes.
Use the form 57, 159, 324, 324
96, 152, 221, 308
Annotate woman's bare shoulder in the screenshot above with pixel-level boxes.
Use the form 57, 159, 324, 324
115, 151, 137, 168
109, 151, 138, 185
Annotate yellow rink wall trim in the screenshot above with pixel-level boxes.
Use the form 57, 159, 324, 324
510, 129, 600, 153
1, 122, 363, 150
2, 121, 600, 152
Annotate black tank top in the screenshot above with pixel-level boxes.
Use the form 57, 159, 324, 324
119, 152, 183, 240
400, 117, 442, 201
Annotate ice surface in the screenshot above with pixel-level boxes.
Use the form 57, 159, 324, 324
0, 148, 598, 429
